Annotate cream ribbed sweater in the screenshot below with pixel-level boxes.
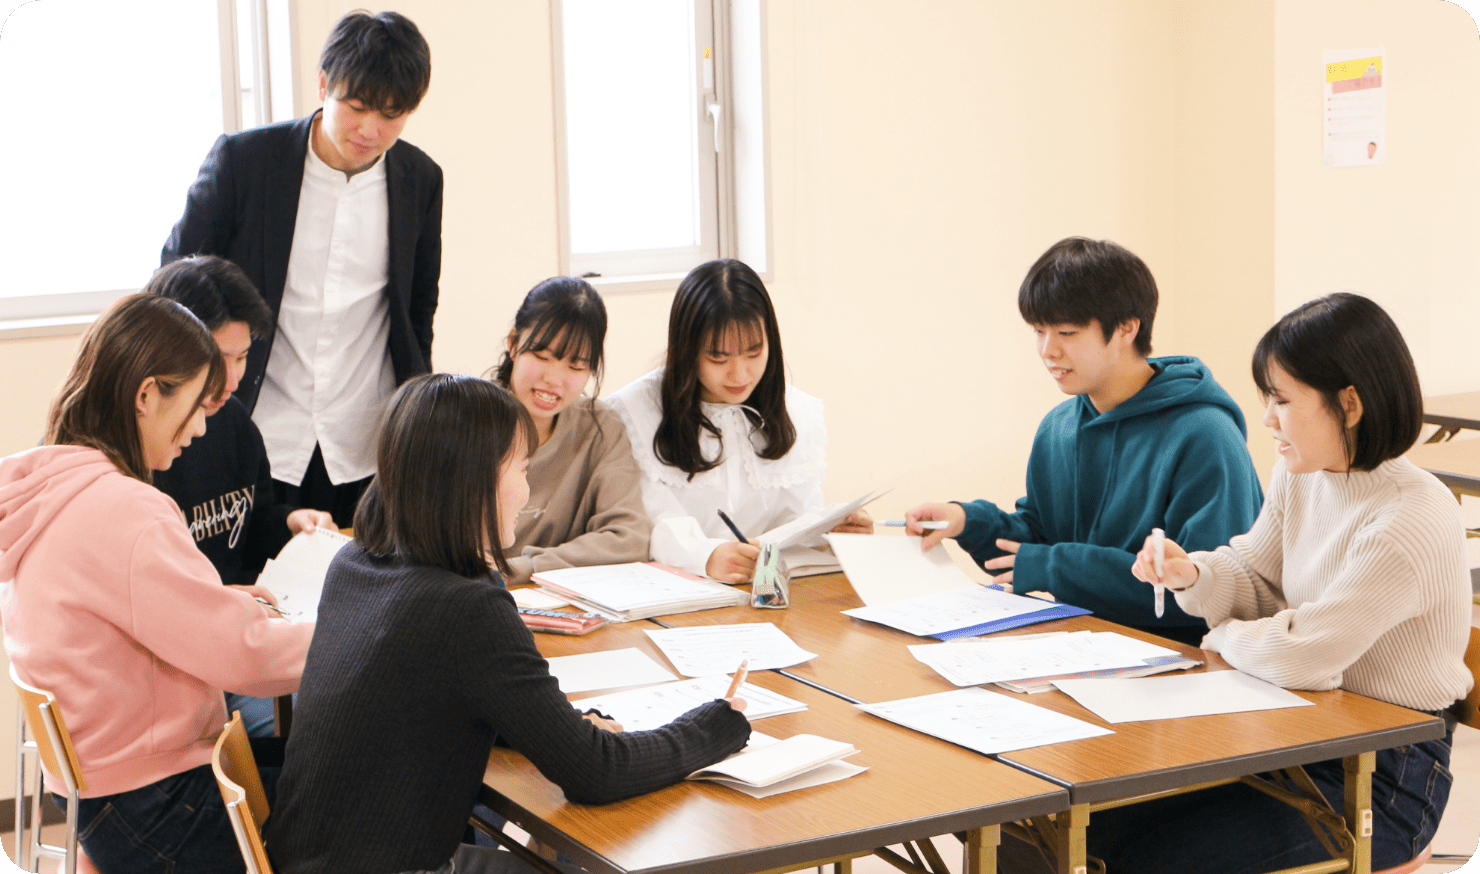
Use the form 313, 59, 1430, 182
1179, 457, 1472, 711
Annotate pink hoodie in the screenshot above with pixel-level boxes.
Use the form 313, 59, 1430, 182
0, 445, 314, 797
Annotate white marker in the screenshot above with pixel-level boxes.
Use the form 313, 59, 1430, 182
880, 520, 950, 530
1151, 527, 1166, 618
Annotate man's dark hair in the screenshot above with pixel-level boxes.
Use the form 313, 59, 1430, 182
1018, 237, 1158, 357
354, 374, 536, 580
144, 256, 273, 339
319, 10, 431, 116
1253, 292, 1422, 471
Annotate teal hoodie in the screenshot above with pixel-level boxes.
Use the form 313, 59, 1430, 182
955, 355, 1262, 643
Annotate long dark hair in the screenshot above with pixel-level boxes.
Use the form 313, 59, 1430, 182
655, 259, 795, 478
47, 294, 225, 484
489, 276, 607, 401
354, 374, 536, 579
1253, 292, 1422, 471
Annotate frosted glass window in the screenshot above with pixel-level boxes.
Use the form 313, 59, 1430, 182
0, 0, 225, 316
562, 0, 707, 257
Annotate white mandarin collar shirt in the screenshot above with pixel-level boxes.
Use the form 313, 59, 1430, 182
254, 138, 395, 486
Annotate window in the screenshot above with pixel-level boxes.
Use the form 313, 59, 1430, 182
0, 0, 294, 334
552, 0, 769, 287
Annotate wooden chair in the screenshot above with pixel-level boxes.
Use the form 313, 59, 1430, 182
212, 711, 274, 874
1383, 625, 1480, 873
11, 665, 86, 874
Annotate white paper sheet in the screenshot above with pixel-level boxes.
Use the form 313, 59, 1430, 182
824, 533, 979, 606
255, 527, 351, 623
909, 631, 1180, 687
844, 584, 1060, 637
1052, 670, 1314, 723
572, 675, 806, 731
759, 488, 889, 549
544, 647, 677, 694
859, 687, 1113, 755
644, 624, 818, 677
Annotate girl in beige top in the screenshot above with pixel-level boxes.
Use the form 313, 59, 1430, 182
489, 277, 652, 584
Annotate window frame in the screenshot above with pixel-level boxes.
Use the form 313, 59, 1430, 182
0, 0, 294, 338
550, 0, 772, 293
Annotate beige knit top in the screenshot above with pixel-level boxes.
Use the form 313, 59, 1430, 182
1179, 457, 1472, 711
503, 399, 653, 585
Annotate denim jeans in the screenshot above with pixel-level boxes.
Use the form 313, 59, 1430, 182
1000, 729, 1454, 874
223, 692, 278, 739
54, 739, 285, 874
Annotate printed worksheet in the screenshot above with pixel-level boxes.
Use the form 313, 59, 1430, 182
844, 585, 1059, 637
909, 631, 1180, 687
644, 624, 817, 677
860, 687, 1112, 755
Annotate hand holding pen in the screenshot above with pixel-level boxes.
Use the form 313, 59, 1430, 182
708, 509, 760, 583
1130, 530, 1199, 594
901, 502, 967, 550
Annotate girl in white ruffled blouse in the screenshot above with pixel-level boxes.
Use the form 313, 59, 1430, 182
607, 259, 870, 582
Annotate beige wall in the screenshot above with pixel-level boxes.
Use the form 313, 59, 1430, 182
2, 0, 1478, 803
1274, 0, 1480, 399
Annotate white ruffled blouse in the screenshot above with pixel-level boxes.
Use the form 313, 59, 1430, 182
605, 368, 827, 577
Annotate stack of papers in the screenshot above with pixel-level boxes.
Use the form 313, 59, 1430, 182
255, 528, 352, 623
860, 687, 1113, 755
532, 562, 747, 621
644, 624, 818, 676
908, 630, 1187, 687
573, 675, 807, 731
689, 732, 865, 798
828, 534, 1088, 639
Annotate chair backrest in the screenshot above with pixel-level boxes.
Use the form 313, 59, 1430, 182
1458, 625, 1480, 730
9, 664, 87, 795
212, 711, 273, 874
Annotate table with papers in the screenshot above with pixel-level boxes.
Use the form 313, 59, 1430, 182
648, 572, 1446, 874
481, 624, 1067, 874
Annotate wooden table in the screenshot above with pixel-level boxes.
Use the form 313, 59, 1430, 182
478, 615, 1068, 874
1423, 391, 1480, 441
1407, 437, 1480, 500
652, 574, 1448, 874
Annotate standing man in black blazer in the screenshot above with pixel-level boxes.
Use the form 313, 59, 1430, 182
163, 10, 440, 526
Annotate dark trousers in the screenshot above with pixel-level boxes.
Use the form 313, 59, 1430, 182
272, 443, 372, 529
54, 739, 286, 874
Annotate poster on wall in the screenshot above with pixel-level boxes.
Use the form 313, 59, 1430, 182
1324, 48, 1385, 167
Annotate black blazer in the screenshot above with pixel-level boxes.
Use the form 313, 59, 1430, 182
162, 112, 443, 412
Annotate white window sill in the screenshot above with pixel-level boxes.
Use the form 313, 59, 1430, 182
0, 314, 98, 340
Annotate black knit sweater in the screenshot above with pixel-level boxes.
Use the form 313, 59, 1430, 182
265, 543, 750, 874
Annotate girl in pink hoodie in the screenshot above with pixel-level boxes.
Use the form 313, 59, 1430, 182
0, 294, 314, 873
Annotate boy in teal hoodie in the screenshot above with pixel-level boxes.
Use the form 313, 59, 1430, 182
908, 237, 1262, 644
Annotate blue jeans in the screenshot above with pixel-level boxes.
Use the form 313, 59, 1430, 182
54, 739, 284, 874
224, 692, 279, 739
1000, 730, 1454, 874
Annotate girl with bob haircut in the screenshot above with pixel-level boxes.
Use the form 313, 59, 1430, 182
607, 259, 870, 582
1025, 293, 1473, 874
0, 294, 313, 873
266, 374, 749, 874
488, 276, 652, 584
